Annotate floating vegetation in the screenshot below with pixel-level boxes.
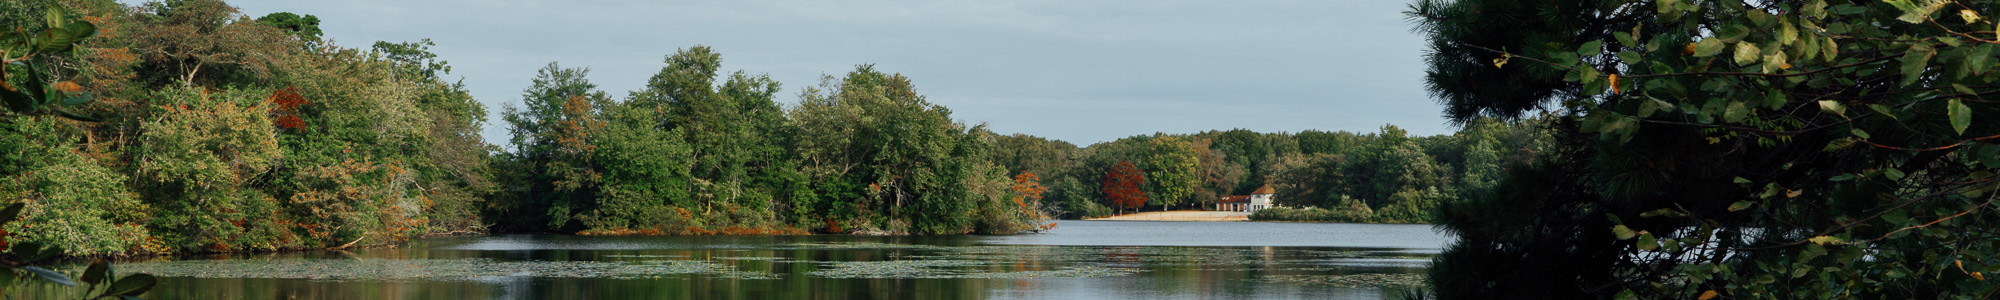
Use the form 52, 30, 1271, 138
777, 242, 954, 251
714, 256, 789, 261
809, 259, 991, 278
603, 254, 686, 258
112, 241, 1429, 284
115, 258, 773, 281
809, 260, 1136, 279
1259, 273, 1428, 288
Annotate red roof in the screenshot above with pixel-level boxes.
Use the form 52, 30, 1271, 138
1218, 195, 1250, 203
1252, 185, 1276, 195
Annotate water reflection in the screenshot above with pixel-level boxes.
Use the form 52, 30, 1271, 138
21, 221, 1450, 300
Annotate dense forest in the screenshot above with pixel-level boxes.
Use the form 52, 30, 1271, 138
1413, 0, 2000, 298
992, 119, 1550, 224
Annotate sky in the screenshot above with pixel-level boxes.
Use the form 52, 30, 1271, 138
199, 0, 1448, 146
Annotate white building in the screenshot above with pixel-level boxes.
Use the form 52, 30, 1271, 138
1216, 185, 1278, 212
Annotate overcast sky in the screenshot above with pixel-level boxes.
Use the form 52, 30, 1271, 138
203, 0, 1447, 146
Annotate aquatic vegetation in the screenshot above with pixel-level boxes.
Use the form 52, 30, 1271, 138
1260, 273, 1427, 288
105, 240, 1427, 287
113, 258, 765, 281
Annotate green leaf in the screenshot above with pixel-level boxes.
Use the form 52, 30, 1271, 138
64, 19, 96, 42
1804, 0, 1827, 18
1851, 129, 1871, 139
81, 260, 108, 286
1823, 138, 1856, 151
1763, 52, 1788, 74
21, 266, 73, 286
1886, 168, 1907, 181
1724, 102, 1749, 123
1577, 40, 1604, 57
1819, 100, 1846, 117
1821, 37, 1839, 62
1718, 25, 1751, 42
33, 27, 76, 54
1694, 39, 1726, 57
1884, 0, 1935, 23
107, 273, 157, 296
60, 92, 91, 107
1729, 201, 1755, 212
1616, 32, 1637, 47
42, 10, 68, 30
1734, 177, 1753, 184
1868, 104, 1898, 120
1780, 19, 1799, 45
1615, 290, 1638, 300
1638, 98, 1661, 118
1808, 236, 1845, 245
1902, 43, 1935, 86
1618, 50, 1642, 64
1638, 232, 1659, 250
1955, 84, 1979, 96
1971, 44, 1996, 75
1735, 43, 1763, 65
1613, 225, 1637, 240
1951, 99, 1972, 135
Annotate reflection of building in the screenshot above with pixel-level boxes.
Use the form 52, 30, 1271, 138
1215, 185, 1277, 212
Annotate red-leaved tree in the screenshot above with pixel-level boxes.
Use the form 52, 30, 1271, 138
1102, 161, 1148, 214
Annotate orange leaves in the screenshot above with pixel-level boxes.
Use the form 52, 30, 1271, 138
1009, 172, 1048, 209
1103, 161, 1149, 211
274, 115, 306, 129
1608, 74, 1621, 95
549, 95, 606, 156
268, 86, 308, 110
51, 81, 84, 93
267, 86, 310, 131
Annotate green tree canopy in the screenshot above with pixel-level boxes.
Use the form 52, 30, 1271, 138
1413, 0, 2000, 298
255, 12, 320, 42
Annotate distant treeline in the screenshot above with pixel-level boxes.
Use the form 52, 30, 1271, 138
993, 118, 1552, 223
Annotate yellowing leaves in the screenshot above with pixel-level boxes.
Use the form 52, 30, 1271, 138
1698, 290, 1719, 300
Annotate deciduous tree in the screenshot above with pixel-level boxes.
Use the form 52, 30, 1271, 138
1102, 161, 1147, 214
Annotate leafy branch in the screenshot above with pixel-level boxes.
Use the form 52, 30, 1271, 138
0, 10, 101, 123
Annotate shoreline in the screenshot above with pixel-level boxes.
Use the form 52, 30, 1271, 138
1085, 210, 1251, 222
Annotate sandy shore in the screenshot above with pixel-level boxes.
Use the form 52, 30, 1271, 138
1086, 210, 1251, 222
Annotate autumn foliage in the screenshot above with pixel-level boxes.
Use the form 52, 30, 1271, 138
1009, 172, 1047, 210
1102, 161, 1147, 213
267, 86, 308, 130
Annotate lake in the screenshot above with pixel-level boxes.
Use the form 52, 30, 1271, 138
30, 221, 1452, 299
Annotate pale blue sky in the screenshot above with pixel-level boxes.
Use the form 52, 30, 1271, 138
201, 0, 1447, 145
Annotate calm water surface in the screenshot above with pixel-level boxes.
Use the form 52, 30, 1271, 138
36, 221, 1452, 299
